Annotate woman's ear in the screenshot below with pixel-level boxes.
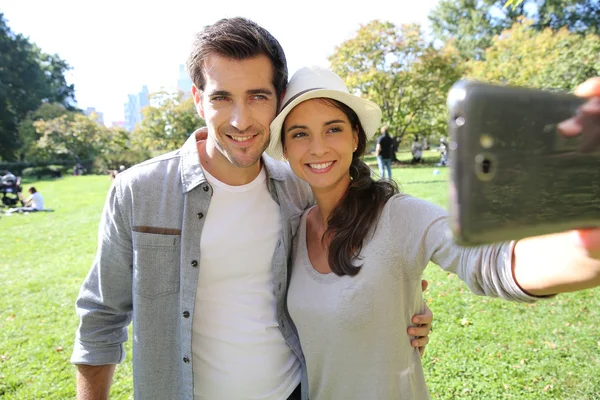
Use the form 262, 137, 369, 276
353, 129, 359, 151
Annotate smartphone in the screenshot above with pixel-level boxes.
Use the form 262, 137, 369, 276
447, 80, 600, 246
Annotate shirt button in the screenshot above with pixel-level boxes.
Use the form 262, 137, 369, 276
183, 311, 190, 318
183, 356, 190, 364
191, 260, 198, 267
203, 185, 209, 192
197, 212, 204, 219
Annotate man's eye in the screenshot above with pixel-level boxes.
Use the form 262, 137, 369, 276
212, 96, 229, 102
251, 94, 268, 100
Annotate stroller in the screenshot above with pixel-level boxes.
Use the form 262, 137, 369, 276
1, 172, 23, 207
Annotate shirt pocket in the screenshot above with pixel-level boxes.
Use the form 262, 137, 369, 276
132, 231, 181, 299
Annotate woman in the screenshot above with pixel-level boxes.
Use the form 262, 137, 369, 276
265, 66, 600, 399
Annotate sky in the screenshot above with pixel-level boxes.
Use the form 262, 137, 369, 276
0, 0, 440, 126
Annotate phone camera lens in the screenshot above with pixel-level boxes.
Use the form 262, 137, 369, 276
455, 116, 465, 126
475, 153, 496, 181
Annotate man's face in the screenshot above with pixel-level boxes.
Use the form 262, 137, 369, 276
193, 55, 278, 169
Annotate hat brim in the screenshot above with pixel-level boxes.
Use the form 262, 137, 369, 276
266, 89, 382, 161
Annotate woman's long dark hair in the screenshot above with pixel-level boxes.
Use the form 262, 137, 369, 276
284, 98, 399, 276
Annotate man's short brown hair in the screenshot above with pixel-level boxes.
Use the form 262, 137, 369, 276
186, 17, 288, 107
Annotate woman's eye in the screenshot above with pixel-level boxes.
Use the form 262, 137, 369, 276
327, 126, 343, 133
291, 132, 307, 139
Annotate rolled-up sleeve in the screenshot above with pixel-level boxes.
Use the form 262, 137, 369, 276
427, 221, 540, 303
71, 177, 133, 365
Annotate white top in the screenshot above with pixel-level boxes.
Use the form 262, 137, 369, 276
192, 167, 300, 400
288, 195, 540, 400
28, 192, 44, 210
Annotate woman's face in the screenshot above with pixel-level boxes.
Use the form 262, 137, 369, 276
283, 99, 358, 192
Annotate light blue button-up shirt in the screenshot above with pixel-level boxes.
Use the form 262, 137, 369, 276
71, 131, 313, 400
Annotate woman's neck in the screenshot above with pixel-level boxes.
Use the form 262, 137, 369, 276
311, 175, 351, 230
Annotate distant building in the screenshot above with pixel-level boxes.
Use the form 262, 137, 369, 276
84, 107, 105, 125
177, 64, 193, 100
124, 85, 150, 132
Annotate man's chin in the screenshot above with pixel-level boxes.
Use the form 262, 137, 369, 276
227, 152, 263, 169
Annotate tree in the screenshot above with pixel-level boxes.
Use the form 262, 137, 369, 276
328, 21, 464, 147
430, 0, 600, 60
467, 18, 600, 91
0, 13, 75, 161
134, 91, 204, 155
17, 103, 73, 160
33, 113, 105, 163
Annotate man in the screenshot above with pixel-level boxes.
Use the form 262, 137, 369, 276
375, 126, 394, 179
71, 18, 432, 400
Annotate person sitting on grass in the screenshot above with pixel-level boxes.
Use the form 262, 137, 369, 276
9, 187, 45, 213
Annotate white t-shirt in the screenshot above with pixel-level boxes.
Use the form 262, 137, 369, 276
28, 192, 44, 210
192, 167, 301, 400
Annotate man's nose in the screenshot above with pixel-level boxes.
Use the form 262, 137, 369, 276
230, 103, 252, 132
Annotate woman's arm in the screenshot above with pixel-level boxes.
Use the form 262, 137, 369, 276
512, 229, 600, 296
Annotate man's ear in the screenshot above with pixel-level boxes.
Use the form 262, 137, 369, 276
192, 85, 205, 119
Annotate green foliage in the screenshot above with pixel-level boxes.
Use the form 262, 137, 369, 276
33, 113, 105, 162
430, 0, 600, 60
467, 18, 600, 91
328, 21, 464, 144
21, 165, 67, 178
134, 91, 204, 156
17, 103, 75, 161
0, 13, 75, 161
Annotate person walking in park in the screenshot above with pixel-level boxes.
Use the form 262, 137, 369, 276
375, 126, 394, 179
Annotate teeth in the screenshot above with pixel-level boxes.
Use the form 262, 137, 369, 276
230, 136, 253, 142
308, 162, 333, 170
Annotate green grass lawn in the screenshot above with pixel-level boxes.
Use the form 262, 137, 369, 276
1, 167, 599, 399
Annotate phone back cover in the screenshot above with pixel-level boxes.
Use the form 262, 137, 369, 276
448, 81, 600, 245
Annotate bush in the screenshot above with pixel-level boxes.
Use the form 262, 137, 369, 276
21, 165, 67, 178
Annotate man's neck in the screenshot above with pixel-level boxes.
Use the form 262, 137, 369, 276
196, 140, 262, 186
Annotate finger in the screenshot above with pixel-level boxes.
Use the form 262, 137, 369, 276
574, 77, 600, 97
409, 325, 431, 337
557, 118, 582, 137
421, 279, 429, 292
412, 304, 433, 325
411, 335, 429, 349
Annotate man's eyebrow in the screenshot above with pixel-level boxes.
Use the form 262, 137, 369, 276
207, 90, 232, 97
248, 88, 274, 96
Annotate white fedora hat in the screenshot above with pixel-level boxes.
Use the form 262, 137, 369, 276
266, 66, 382, 160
